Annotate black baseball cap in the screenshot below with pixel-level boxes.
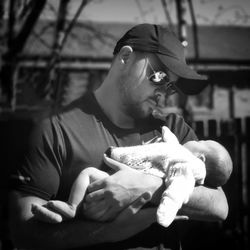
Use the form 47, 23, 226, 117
113, 23, 208, 95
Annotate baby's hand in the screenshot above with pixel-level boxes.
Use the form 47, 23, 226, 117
161, 126, 179, 145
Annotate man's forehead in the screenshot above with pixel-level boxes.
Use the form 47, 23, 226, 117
147, 53, 179, 81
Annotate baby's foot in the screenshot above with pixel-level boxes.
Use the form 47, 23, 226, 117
157, 197, 180, 227
31, 203, 63, 223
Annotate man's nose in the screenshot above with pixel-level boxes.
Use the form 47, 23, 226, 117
154, 89, 167, 108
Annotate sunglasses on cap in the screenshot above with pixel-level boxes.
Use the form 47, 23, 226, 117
147, 59, 177, 95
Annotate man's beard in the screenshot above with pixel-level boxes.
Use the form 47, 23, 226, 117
124, 100, 152, 120
118, 76, 152, 120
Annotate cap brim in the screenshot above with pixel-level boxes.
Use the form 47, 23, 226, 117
156, 54, 208, 95
174, 78, 209, 95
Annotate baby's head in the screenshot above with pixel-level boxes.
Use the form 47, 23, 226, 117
184, 140, 233, 187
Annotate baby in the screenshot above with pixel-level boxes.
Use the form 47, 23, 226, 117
106, 127, 232, 227
32, 126, 232, 227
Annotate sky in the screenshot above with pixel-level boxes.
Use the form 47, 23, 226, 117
63, 0, 250, 26
4, 0, 250, 26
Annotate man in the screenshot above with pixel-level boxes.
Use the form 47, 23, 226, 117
8, 23, 229, 250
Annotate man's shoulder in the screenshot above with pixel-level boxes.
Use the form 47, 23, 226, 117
48, 93, 98, 124
165, 113, 185, 125
59, 92, 96, 115
29, 94, 95, 139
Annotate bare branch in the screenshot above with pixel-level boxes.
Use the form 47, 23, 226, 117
1, 0, 47, 108
161, 0, 174, 31
17, 0, 33, 21
5, 0, 47, 59
32, 30, 52, 50
7, 0, 15, 50
36, 0, 90, 103
61, 0, 89, 50
80, 22, 117, 46
187, 0, 200, 59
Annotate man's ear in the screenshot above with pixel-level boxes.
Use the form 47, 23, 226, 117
118, 46, 133, 65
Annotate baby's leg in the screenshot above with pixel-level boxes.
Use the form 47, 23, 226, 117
157, 163, 195, 227
31, 203, 64, 223
32, 167, 109, 223
49, 167, 109, 220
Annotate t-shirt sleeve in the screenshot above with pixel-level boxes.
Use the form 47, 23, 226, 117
9, 117, 64, 201
164, 113, 198, 144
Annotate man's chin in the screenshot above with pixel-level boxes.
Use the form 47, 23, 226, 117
138, 108, 154, 119
127, 103, 153, 120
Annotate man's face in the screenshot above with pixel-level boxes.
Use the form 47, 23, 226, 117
118, 52, 179, 119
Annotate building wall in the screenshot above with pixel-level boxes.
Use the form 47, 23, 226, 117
13, 65, 250, 121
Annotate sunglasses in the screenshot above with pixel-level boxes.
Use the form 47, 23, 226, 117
147, 59, 177, 95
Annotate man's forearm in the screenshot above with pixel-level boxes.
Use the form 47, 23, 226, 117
9, 191, 156, 249
178, 186, 228, 221
8, 191, 107, 249
11, 214, 108, 249
13, 215, 154, 249
86, 169, 164, 221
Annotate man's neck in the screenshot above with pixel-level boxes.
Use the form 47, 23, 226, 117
94, 87, 135, 129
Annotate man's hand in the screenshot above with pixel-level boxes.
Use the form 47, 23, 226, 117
84, 168, 148, 221
84, 155, 163, 221
93, 192, 157, 243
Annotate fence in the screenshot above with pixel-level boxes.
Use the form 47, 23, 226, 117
0, 117, 249, 249
192, 117, 250, 250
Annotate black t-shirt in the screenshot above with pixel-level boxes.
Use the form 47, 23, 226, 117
10, 92, 198, 250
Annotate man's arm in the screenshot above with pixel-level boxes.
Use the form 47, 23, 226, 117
179, 185, 228, 221
85, 167, 165, 221
31, 167, 111, 223
8, 190, 155, 249
86, 159, 229, 223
